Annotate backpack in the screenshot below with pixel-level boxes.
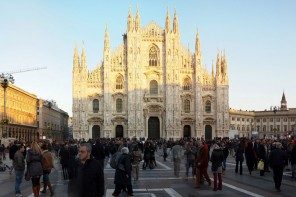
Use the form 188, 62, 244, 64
110, 152, 121, 169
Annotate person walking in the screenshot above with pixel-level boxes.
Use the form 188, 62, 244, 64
26, 142, 43, 197
184, 141, 197, 179
235, 140, 245, 175
269, 142, 287, 192
13, 144, 25, 197
171, 142, 183, 177
195, 141, 211, 188
131, 145, 142, 181
41, 143, 54, 195
291, 142, 296, 180
113, 147, 133, 197
74, 143, 104, 197
245, 141, 256, 175
210, 143, 224, 191
258, 140, 267, 176
9, 141, 19, 174
59, 143, 70, 180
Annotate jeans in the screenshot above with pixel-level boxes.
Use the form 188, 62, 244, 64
15, 170, 24, 194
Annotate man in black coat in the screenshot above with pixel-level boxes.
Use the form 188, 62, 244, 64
92, 139, 105, 168
268, 142, 287, 192
76, 143, 104, 197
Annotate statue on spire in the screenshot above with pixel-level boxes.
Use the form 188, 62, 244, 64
104, 25, 110, 52
195, 30, 201, 57
81, 43, 87, 68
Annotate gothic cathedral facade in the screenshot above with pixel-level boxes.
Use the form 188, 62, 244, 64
72, 9, 229, 140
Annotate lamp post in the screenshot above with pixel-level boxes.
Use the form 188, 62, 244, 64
0, 73, 15, 138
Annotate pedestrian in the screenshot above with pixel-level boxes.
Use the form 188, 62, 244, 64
291, 142, 296, 180
235, 140, 245, 175
13, 144, 25, 197
59, 143, 70, 180
9, 141, 19, 174
75, 143, 104, 197
245, 141, 256, 175
68, 140, 78, 179
131, 145, 142, 181
184, 141, 197, 179
92, 139, 105, 168
258, 140, 267, 176
162, 142, 168, 162
268, 142, 287, 192
113, 147, 133, 197
41, 143, 54, 196
221, 141, 229, 173
195, 140, 211, 188
210, 143, 224, 191
171, 142, 182, 177
26, 142, 43, 197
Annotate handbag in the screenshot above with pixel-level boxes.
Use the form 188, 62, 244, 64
257, 159, 264, 171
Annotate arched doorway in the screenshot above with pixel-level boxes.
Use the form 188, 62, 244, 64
205, 125, 212, 141
183, 125, 191, 138
92, 125, 100, 139
148, 117, 160, 139
116, 125, 124, 138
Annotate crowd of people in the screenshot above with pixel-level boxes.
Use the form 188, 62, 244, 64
0, 136, 296, 196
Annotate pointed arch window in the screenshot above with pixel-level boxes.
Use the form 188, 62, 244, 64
149, 46, 159, 66
184, 99, 190, 113
116, 75, 123, 90
205, 100, 211, 113
149, 80, 158, 95
93, 99, 99, 113
116, 98, 123, 113
183, 77, 192, 91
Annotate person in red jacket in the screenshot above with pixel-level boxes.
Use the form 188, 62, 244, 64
195, 140, 211, 188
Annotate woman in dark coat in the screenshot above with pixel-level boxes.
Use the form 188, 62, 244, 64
235, 140, 245, 175
26, 142, 43, 197
210, 143, 224, 191
113, 147, 133, 197
245, 141, 256, 175
258, 140, 267, 176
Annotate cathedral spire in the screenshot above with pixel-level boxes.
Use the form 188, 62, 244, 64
73, 45, 80, 69
216, 51, 221, 78
127, 6, 134, 32
81, 42, 87, 68
104, 25, 110, 52
135, 5, 141, 32
173, 8, 179, 34
165, 7, 170, 33
195, 29, 201, 57
212, 60, 215, 78
104, 25, 110, 62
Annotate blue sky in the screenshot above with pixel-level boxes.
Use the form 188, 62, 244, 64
1, 0, 296, 115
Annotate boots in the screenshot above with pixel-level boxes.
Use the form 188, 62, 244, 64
41, 182, 47, 193
218, 173, 222, 190
213, 173, 218, 191
32, 186, 40, 197
47, 182, 54, 196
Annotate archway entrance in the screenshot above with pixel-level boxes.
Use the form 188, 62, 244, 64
92, 125, 100, 139
183, 125, 191, 138
205, 125, 212, 141
148, 117, 160, 139
116, 125, 124, 138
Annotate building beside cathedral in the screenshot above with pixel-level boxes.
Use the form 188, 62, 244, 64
72, 8, 229, 140
229, 93, 296, 138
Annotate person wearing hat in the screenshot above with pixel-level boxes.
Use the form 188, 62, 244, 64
268, 142, 287, 192
210, 143, 224, 191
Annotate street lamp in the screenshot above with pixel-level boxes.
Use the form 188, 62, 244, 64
0, 73, 15, 138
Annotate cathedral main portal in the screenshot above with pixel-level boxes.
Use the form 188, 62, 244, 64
148, 117, 160, 139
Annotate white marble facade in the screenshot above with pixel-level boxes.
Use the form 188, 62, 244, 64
72, 9, 229, 140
